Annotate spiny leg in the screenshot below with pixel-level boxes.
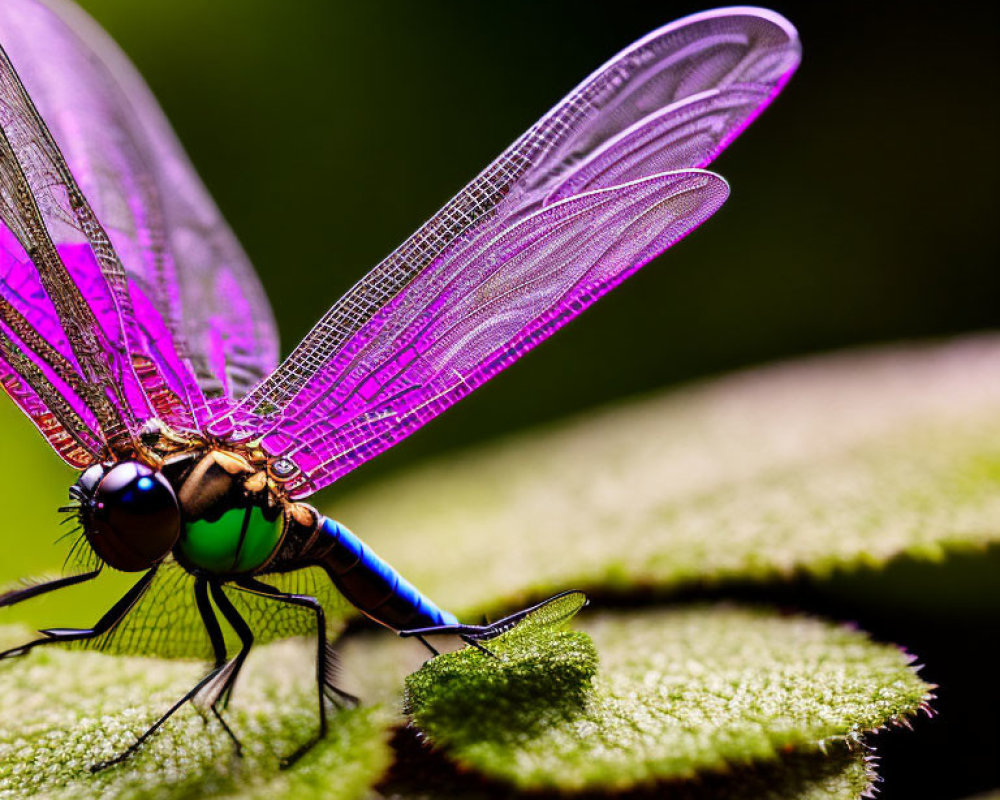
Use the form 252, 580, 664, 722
0, 569, 152, 661
234, 577, 330, 765
459, 636, 496, 658
398, 621, 498, 659
0, 568, 101, 609
90, 580, 250, 772
404, 632, 494, 659
236, 577, 356, 767
192, 577, 241, 754
238, 577, 356, 705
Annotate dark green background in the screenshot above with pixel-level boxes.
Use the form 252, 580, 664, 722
67, 0, 999, 489
2, 2, 997, 798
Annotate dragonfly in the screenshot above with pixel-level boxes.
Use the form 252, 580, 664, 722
0, 0, 799, 770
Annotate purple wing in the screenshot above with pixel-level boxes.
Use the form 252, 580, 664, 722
210, 7, 800, 497
0, 18, 156, 457
0, 0, 278, 432
265, 170, 727, 496
1, 227, 104, 466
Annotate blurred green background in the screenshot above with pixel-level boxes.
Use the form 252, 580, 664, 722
1, 1, 997, 798
65, 0, 1000, 487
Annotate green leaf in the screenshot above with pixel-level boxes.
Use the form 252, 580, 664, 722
329, 336, 1000, 615
398, 606, 930, 792
381, 742, 875, 800
0, 627, 391, 800
403, 600, 598, 746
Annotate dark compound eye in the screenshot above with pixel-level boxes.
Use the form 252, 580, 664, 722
85, 461, 180, 572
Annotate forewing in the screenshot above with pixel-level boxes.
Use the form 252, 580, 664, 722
269, 170, 727, 496
1, 0, 278, 420
0, 335, 102, 468
220, 7, 799, 446
0, 57, 142, 452
1, 232, 103, 465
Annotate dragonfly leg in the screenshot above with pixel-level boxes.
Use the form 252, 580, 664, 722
398, 591, 588, 656
0, 569, 153, 661
194, 577, 227, 669
0, 568, 101, 609
90, 659, 229, 772
207, 583, 254, 713
398, 624, 496, 658
459, 635, 497, 658
411, 634, 440, 656
235, 577, 357, 768
92, 582, 253, 771
190, 578, 244, 750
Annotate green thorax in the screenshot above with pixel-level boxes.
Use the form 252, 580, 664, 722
176, 505, 283, 575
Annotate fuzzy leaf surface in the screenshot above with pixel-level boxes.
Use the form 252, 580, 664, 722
331, 336, 1000, 614
397, 606, 930, 792
0, 628, 391, 800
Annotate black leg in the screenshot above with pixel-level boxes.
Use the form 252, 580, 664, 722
0, 569, 153, 660
90, 658, 229, 772
208, 583, 254, 714
398, 619, 498, 659
236, 577, 356, 767
397, 590, 588, 656
412, 634, 440, 656
91, 580, 253, 772
0, 568, 101, 609
459, 635, 496, 658
194, 577, 227, 669
192, 578, 242, 753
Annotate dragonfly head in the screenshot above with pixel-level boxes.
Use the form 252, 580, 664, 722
74, 461, 181, 572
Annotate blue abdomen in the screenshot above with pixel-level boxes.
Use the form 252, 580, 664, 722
314, 515, 458, 630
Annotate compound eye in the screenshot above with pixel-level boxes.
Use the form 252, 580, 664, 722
87, 462, 180, 572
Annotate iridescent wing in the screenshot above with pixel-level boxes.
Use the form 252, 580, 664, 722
0, 1, 194, 455
0, 38, 146, 457
212, 8, 800, 496
262, 169, 727, 496
0, 0, 279, 449
0, 288, 104, 466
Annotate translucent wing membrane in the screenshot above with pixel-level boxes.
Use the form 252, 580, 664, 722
216, 7, 799, 495
0, 39, 143, 452
75, 562, 208, 660
21, 0, 280, 407
81, 561, 350, 660
0, 298, 103, 466
268, 170, 728, 496
0, 0, 279, 463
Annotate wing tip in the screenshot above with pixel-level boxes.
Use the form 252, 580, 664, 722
678, 6, 800, 49
636, 6, 802, 83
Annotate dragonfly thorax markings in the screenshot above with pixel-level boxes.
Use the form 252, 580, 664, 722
171, 449, 287, 576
